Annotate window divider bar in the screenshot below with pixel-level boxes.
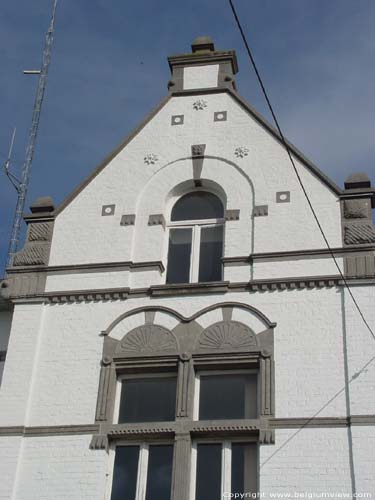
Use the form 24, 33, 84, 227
189, 442, 197, 500
193, 373, 200, 421
136, 444, 149, 500
222, 441, 232, 497
191, 226, 201, 283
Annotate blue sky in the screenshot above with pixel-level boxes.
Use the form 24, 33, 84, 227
0, 0, 374, 271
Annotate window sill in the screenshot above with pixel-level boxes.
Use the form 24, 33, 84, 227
91, 418, 274, 449
150, 281, 230, 297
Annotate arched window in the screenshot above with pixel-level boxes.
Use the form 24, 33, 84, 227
166, 191, 224, 284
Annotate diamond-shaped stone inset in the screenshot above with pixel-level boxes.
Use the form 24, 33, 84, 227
102, 204, 116, 216
214, 111, 227, 122
276, 191, 291, 203
171, 115, 184, 125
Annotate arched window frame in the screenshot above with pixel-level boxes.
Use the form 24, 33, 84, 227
165, 189, 226, 284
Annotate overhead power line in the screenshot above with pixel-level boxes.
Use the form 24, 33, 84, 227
228, 0, 375, 342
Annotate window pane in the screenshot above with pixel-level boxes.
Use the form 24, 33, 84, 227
196, 444, 222, 500
199, 374, 257, 420
166, 228, 192, 284
171, 192, 224, 221
110, 446, 139, 500
231, 443, 258, 495
145, 445, 173, 500
198, 225, 223, 282
119, 377, 177, 423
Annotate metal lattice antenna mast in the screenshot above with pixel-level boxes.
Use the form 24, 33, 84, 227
6, 0, 58, 269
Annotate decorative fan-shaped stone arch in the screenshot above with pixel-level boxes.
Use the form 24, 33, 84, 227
114, 324, 179, 357
196, 320, 259, 352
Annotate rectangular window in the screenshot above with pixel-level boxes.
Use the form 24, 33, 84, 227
110, 446, 139, 500
231, 443, 258, 495
193, 441, 257, 499
166, 228, 192, 284
198, 225, 223, 282
198, 372, 257, 420
118, 376, 177, 423
145, 445, 174, 500
195, 443, 222, 500
111, 444, 173, 500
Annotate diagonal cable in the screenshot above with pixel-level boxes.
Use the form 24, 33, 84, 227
228, 0, 375, 341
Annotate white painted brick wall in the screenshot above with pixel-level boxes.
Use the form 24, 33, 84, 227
5, 288, 371, 426
49, 93, 342, 268
253, 256, 344, 280
351, 426, 375, 493
183, 64, 219, 89
343, 286, 375, 415
12, 435, 107, 500
1, 289, 374, 495
260, 428, 353, 497
2, 83, 374, 497
0, 436, 22, 500
0, 303, 45, 426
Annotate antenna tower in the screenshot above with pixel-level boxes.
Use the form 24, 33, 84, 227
5, 0, 58, 269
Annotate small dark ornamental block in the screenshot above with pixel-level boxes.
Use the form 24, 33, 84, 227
120, 214, 136, 226
276, 191, 291, 203
214, 111, 227, 122
253, 205, 268, 217
101, 204, 115, 216
171, 115, 184, 125
191, 144, 206, 157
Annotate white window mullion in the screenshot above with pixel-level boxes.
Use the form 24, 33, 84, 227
113, 379, 122, 424
135, 444, 149, 500
221, 441, 232, 497
189, 442, 197, 500
193, 374, 200, 421
191, 225, 201, 282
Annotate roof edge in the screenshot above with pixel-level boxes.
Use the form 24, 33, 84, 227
55, 95, 172, 216
226, 89, 342, 195
56, 86, 343, 217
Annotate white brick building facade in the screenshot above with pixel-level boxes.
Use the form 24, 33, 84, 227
1, 36, 374, 500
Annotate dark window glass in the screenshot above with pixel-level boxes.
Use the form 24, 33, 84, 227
171, 192, 224, 221
119, 377, 177, 423
145, 445, 174, 500
110, 446, 139, 500
231, 443, 258, 495
166, 228, 192, 284
198, 226, 223, 282
195, 444, 222, 500
199, 374, 257, 420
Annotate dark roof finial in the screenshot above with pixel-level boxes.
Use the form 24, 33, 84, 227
191, 36, 215, 53
344, 172, 371, 190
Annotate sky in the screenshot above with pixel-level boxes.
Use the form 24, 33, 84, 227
0, 0, 374, 272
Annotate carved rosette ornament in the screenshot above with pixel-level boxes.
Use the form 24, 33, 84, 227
234, 146, 249, 158
144, 153, 159, 165
193, 99, 207, 110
